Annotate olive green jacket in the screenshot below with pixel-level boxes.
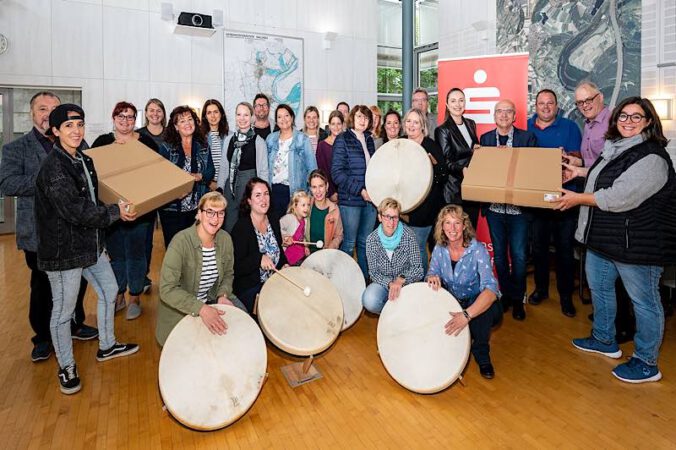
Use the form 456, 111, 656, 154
156, 225, 235, 346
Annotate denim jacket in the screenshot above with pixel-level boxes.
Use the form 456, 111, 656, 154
266, 129, 317, 194
35, 143, 120, 271
427, 238, 500, 303
159, 139, 215, 212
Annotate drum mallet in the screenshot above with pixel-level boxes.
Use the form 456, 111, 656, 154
272, 267, 312, 297
292, 240, 324, 249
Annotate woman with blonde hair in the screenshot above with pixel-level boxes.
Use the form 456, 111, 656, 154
156, 191, 246, 346
369, 105, 384, 149
426, 205, 501, 379
302, 105, 328, 153
362, 198, 423, 314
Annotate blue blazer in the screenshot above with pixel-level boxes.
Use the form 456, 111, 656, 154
479, 127, 537, 147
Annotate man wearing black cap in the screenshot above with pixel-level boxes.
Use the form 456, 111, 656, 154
0, 92, 98, 363
35, 104, 140, 394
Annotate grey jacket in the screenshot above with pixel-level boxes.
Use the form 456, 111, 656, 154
0, 130, 48, 251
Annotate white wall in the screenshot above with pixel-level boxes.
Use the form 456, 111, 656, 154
0, 0, 378, 136
641, 0, 676, 158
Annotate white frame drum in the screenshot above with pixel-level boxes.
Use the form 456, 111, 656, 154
301, 249, 365, 330
158, 305, 267, 430
377, 282, 471, 394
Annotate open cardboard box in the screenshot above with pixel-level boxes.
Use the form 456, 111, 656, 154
84, 140, 194, 216
461, 146, 562, 209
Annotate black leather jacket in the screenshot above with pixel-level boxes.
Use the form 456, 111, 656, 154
35, 143, 120, 271
434, 117, 478, 204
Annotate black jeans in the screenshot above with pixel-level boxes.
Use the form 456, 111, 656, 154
460, 296, 502, 366
159, 209, 197, 249
531, 208, 577, 299
24, 251, 87, 344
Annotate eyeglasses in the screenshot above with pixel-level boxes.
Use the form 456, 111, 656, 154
618, 112, 646, 123
202, 209, 226, 218
254, 103, 269, 109
495, 109, 515, 115
381, 214, 399, 222
575, 93, 600, 108
116, 114, 136, 122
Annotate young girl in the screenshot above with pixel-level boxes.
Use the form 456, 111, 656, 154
280, 191, 311, 265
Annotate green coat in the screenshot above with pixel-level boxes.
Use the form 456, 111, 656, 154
156, 225, 235, 346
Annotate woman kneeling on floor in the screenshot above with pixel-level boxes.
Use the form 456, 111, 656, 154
426, 205, 502, 379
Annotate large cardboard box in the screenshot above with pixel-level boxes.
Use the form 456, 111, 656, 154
461, 146, 562, 209
85, 140, 194, 216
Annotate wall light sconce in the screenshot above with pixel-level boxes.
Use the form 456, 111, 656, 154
652, 98, 673, 120
322, 32, 337, 50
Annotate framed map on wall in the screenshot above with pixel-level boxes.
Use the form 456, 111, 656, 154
223, 31, 304, 127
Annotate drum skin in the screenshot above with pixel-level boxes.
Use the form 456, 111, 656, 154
301, 249, 365, 330
365, 139, 433, 213
159, 305, 267, 430
377, 282, 471, 394
258, 267, 344, 356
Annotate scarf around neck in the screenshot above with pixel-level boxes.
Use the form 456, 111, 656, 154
378, 221, 404, 251
230, 127, 256, 191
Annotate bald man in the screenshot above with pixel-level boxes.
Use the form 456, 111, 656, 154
479, 99, 537, 321
575, 81, 610, 167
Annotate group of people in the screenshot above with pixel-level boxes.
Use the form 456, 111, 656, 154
0, 80, 673, 396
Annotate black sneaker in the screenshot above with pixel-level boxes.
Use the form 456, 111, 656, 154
31, 342, 52, 362
72, 324, 99, 341
58, 364, 82, 395
96, 343, 139, 362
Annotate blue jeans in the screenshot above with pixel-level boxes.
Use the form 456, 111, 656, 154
47, 252, 118, 369
410, 225, 432, 275
339, 204, 377, 279
485, 210, 528, 302
106, 220, 151, 296
362, 282, 388, 314
586, 249, 664, 365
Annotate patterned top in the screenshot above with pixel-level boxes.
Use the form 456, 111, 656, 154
255, 223, 281, 282
365, 225, 424, 288
427, 238, 500, 303
488, 129, 522, 215
208, 131, 222, 180
180, 156, 199, 212
196, 246, 218, 302
272, 137, 292, 185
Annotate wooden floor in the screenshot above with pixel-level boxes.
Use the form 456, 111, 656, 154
0, 232, 675, 449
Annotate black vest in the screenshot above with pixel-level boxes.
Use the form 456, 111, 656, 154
585, 140, 676, 265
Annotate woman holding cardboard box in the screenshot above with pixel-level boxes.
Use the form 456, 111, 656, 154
556, 97, 676, 384
92, 101, 159, 319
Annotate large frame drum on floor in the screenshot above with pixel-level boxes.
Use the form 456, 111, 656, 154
158, 305, 267, 430
365, 138, 433, 213
258, 267, 344, 356
377, 282, 471, 394
301, 249, 365, 330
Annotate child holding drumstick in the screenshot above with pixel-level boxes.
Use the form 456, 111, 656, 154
280, 191, 311, 265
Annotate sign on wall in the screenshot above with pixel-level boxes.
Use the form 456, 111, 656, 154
223, 32, 304, 126
437, 53, 529, 138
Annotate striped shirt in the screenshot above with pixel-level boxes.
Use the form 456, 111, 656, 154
208, 131, 222, 180
197, 246, 218, 302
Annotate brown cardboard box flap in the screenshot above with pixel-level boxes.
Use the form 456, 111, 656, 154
462, 146, 562, 209
84, 140, 195, 216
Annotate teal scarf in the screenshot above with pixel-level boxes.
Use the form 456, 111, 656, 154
378, 222, 404, 251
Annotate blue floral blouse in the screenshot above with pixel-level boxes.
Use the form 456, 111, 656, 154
255, 223, 281, 282
427, 238, 500, 302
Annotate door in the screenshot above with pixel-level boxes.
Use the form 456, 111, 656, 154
0, 88, 16, 234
